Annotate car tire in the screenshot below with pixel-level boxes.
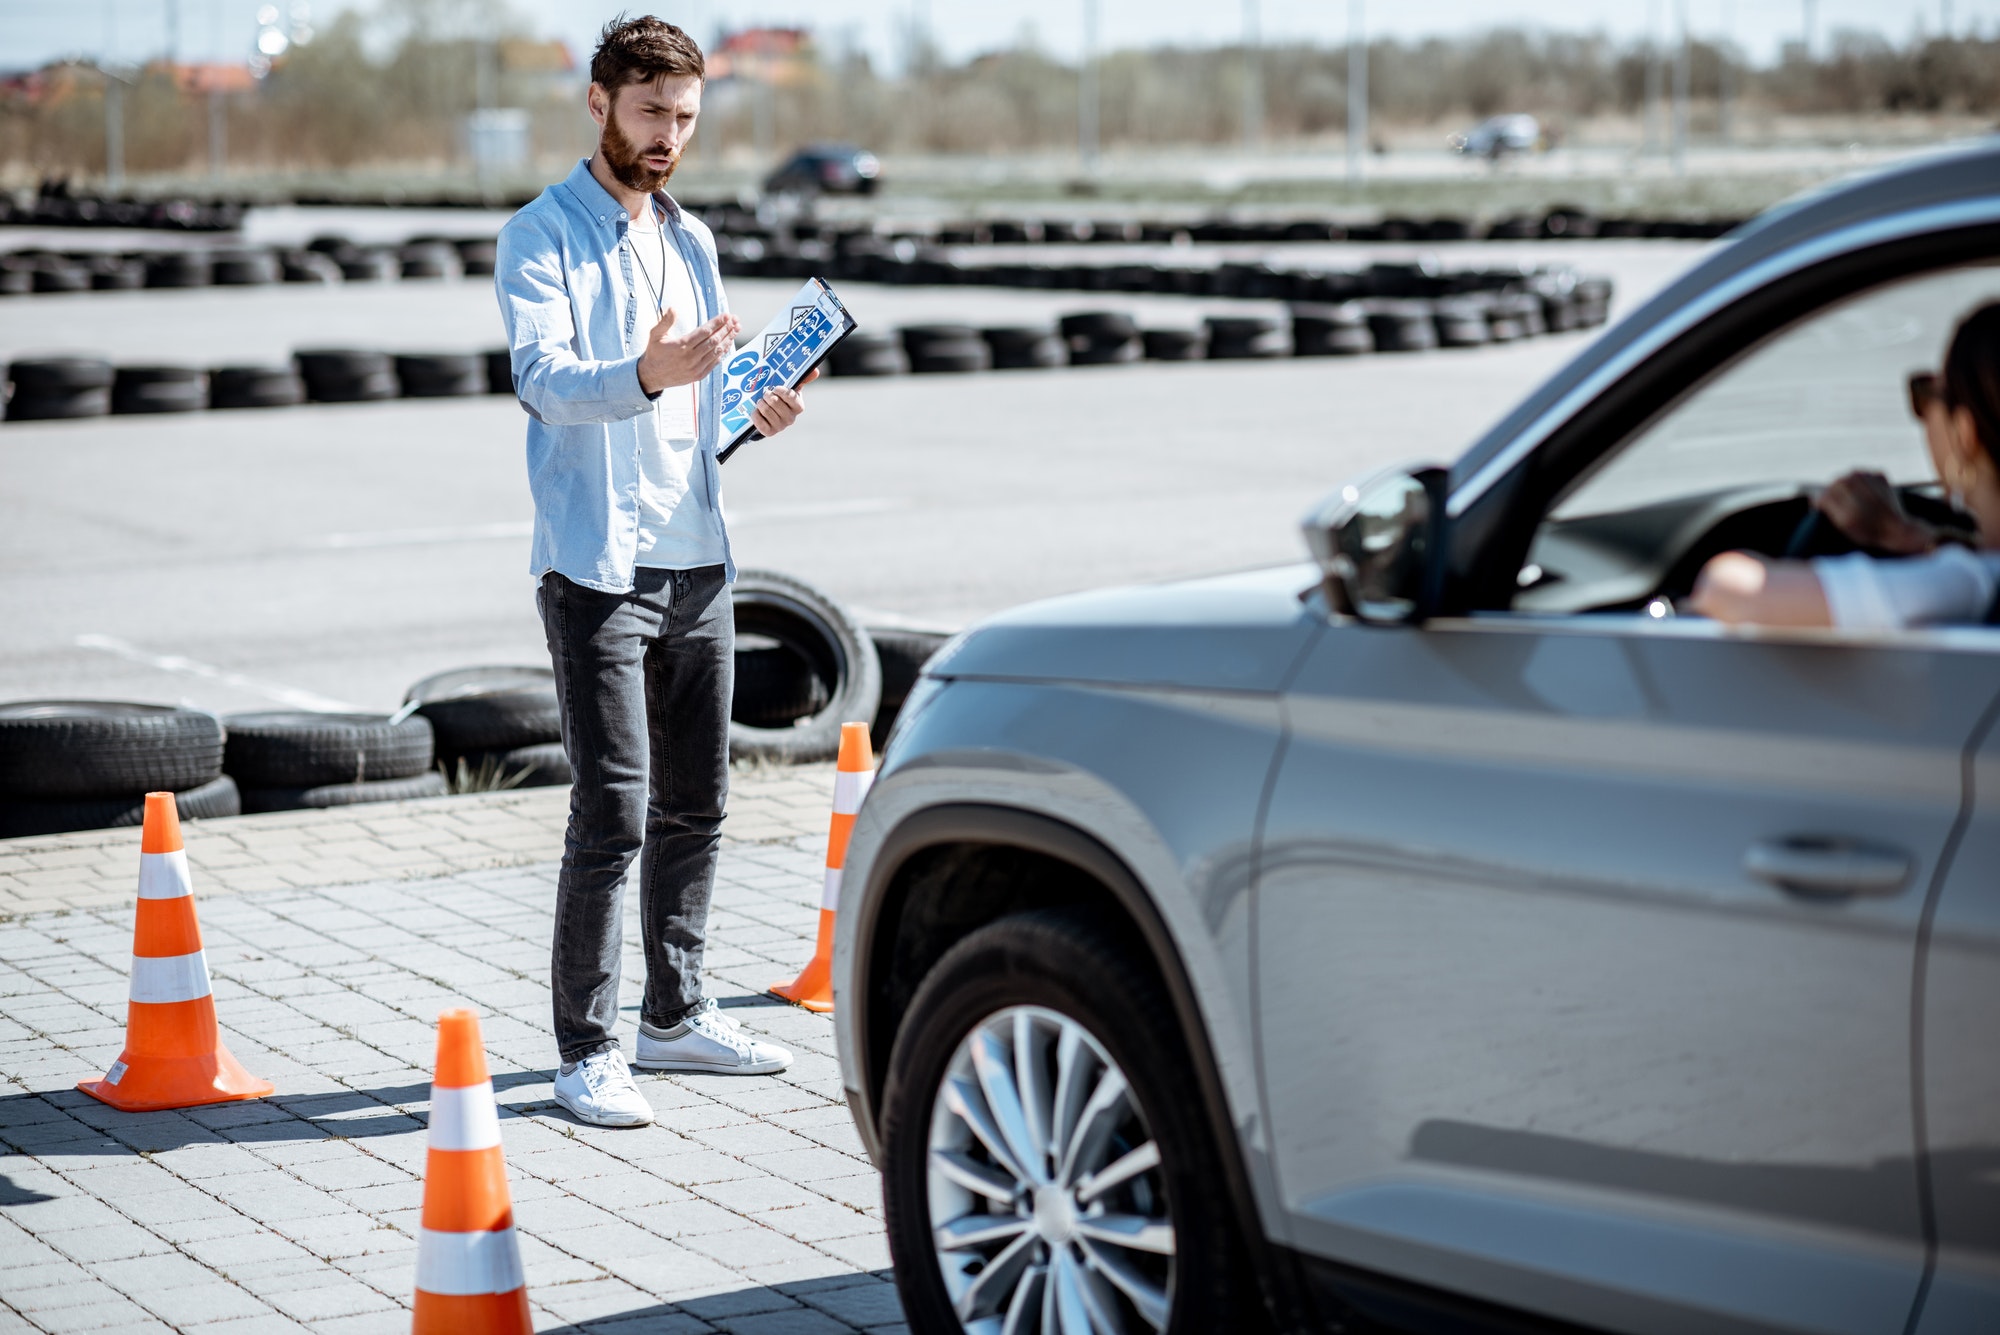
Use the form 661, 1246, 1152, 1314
483, 349, 515, 394
393, 353, 485, 397
1204, 316, 1291, 359
0, 702, 224, 799
210, 365, 306, 409
0, 774, 241, 839
210, 250, 279, 285
112, 366, 209, 414
881, 909, 1245, 1335
405, 666, 561, 758
729, 569, 880, 764
828, 330, 909, 377
238, 770, 449, 813
295, 349, 400, 402
733, 642, 830, 729
222, 712, 435, 788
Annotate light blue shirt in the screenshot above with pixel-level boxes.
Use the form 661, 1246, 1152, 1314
495, 158, 735, 593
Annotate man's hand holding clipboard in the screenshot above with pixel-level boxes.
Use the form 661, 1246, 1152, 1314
716, 278, 858, 463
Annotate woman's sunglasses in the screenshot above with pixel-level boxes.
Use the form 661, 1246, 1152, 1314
1909, 371, 1943, 420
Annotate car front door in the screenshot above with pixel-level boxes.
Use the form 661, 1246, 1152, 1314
1912, 709, 2000, 1334
1256, 257, 2000, 1334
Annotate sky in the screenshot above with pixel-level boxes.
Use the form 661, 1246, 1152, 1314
3, 0, 1994, 73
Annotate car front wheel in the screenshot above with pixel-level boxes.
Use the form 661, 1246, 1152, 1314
880, 909, 1244, 1334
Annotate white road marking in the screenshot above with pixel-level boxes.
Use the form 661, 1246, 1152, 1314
320, 521, 532, 549
314, 499, 904, 550
727, 497, 909, 524
74, 634, 359, 712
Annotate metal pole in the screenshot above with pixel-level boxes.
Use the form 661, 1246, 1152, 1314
1642, 0, 1663, 156
1346, 0, 1366, 184
105, 75, 125, 188
1671, 0, 1690, 174
1079, 0, 1099, 174
1241, 0, 1261, 149
1718, 0, 1736, 143
207, 87, 225, 179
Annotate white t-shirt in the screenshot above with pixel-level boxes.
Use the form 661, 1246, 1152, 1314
627, 202, 725, 570
1813, 546, 2000, 630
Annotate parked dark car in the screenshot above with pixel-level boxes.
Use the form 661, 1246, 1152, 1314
764, 143, 882, 196
834, 140, 2000, 1334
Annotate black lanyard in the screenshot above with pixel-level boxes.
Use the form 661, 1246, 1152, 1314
631, 204, 671, 324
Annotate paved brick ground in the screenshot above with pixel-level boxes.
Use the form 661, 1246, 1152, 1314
0, 765, 906, 1334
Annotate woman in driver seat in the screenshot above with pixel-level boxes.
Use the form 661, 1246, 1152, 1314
1692, 301, 2000, 628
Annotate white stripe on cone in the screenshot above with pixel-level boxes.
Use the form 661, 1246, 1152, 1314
415, 1225, 526, 1296
832, 769, 874, 815
427, 1083, 502, 1152
821, 866, 843, 912
137, 850, 192, 900
129, 951, 212, 1004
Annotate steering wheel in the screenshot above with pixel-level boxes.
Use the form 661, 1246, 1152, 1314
1783, 505, 1904, 560
1783, 507, 1857, 559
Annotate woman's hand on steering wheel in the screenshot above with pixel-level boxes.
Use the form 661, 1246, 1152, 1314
1809, 471, 1938, 556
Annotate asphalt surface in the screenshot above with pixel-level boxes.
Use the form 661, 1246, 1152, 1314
0, 240, 1709, 716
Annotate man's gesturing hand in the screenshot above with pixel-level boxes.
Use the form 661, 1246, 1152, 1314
638, 307, 741, 395
751, 367, 819, 438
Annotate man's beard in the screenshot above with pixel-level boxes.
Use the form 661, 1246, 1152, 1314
600, 114, 677, 194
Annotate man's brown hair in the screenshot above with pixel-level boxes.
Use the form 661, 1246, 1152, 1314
590, 14, 705, 91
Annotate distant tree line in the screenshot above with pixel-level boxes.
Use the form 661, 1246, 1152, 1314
4, 20, 1998, 180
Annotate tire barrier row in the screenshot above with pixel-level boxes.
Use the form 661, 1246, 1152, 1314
697, 203, 1743, 251
0, 236, 497, 296
0, 574, 948, 838
2, 186, 244, 232
0, 349, 514, 420
827, 281, 1610, 377
0, 271, 1609, 419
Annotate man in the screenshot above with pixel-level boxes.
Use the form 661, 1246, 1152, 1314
496, 15, 812, 1128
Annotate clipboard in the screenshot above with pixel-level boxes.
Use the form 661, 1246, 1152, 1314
716, 278, 857, 463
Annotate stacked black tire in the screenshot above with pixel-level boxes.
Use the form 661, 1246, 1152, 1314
225, 713, 443, 812
730, 570, 881, 764
405, 668, 568, 789
1060, 312, 1142, 365
0, 703, 238, 838
4, 358, 113, 420
827, 330, 909, 376
900, 325, 991, 374
295, 350, 400, 403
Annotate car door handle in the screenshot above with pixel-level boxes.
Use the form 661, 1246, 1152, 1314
1744, 838, 1913, 899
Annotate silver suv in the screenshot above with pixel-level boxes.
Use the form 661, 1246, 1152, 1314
833, 142, 2000, 1335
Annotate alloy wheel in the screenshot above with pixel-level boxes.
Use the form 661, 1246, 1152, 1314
926, 1004, 1175, 1334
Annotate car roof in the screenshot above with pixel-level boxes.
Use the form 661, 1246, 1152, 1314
1446, 135, 2000, 504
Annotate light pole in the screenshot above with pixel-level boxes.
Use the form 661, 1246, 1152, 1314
1718, 0, 1736, 143
1642, 0, 1663, 157
104, 70, 126, 188
1671, 0, 1690, 174
1079, 0, 1100, 175
1346, 0, 1366, 184
1241, 0, 1261, 150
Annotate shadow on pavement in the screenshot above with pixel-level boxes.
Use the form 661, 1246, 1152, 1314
536, 1269, 905, 1334
0, 1068, 560, 1154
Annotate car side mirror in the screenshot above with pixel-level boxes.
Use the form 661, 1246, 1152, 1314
1301, 465, 1447, 624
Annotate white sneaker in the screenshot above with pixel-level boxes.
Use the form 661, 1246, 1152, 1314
635, 1003, 792, 1075
552, 1048, 655, 1128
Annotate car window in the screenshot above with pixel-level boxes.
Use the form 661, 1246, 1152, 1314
1515, 261, 2000, 615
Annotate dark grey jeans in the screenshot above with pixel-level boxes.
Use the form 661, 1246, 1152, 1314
538, 565, 732, 1064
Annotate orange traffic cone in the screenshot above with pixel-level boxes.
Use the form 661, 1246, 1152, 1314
78, 793, 273, 1112
770, 722, 875, 1013
412, 1009, 531, 1334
